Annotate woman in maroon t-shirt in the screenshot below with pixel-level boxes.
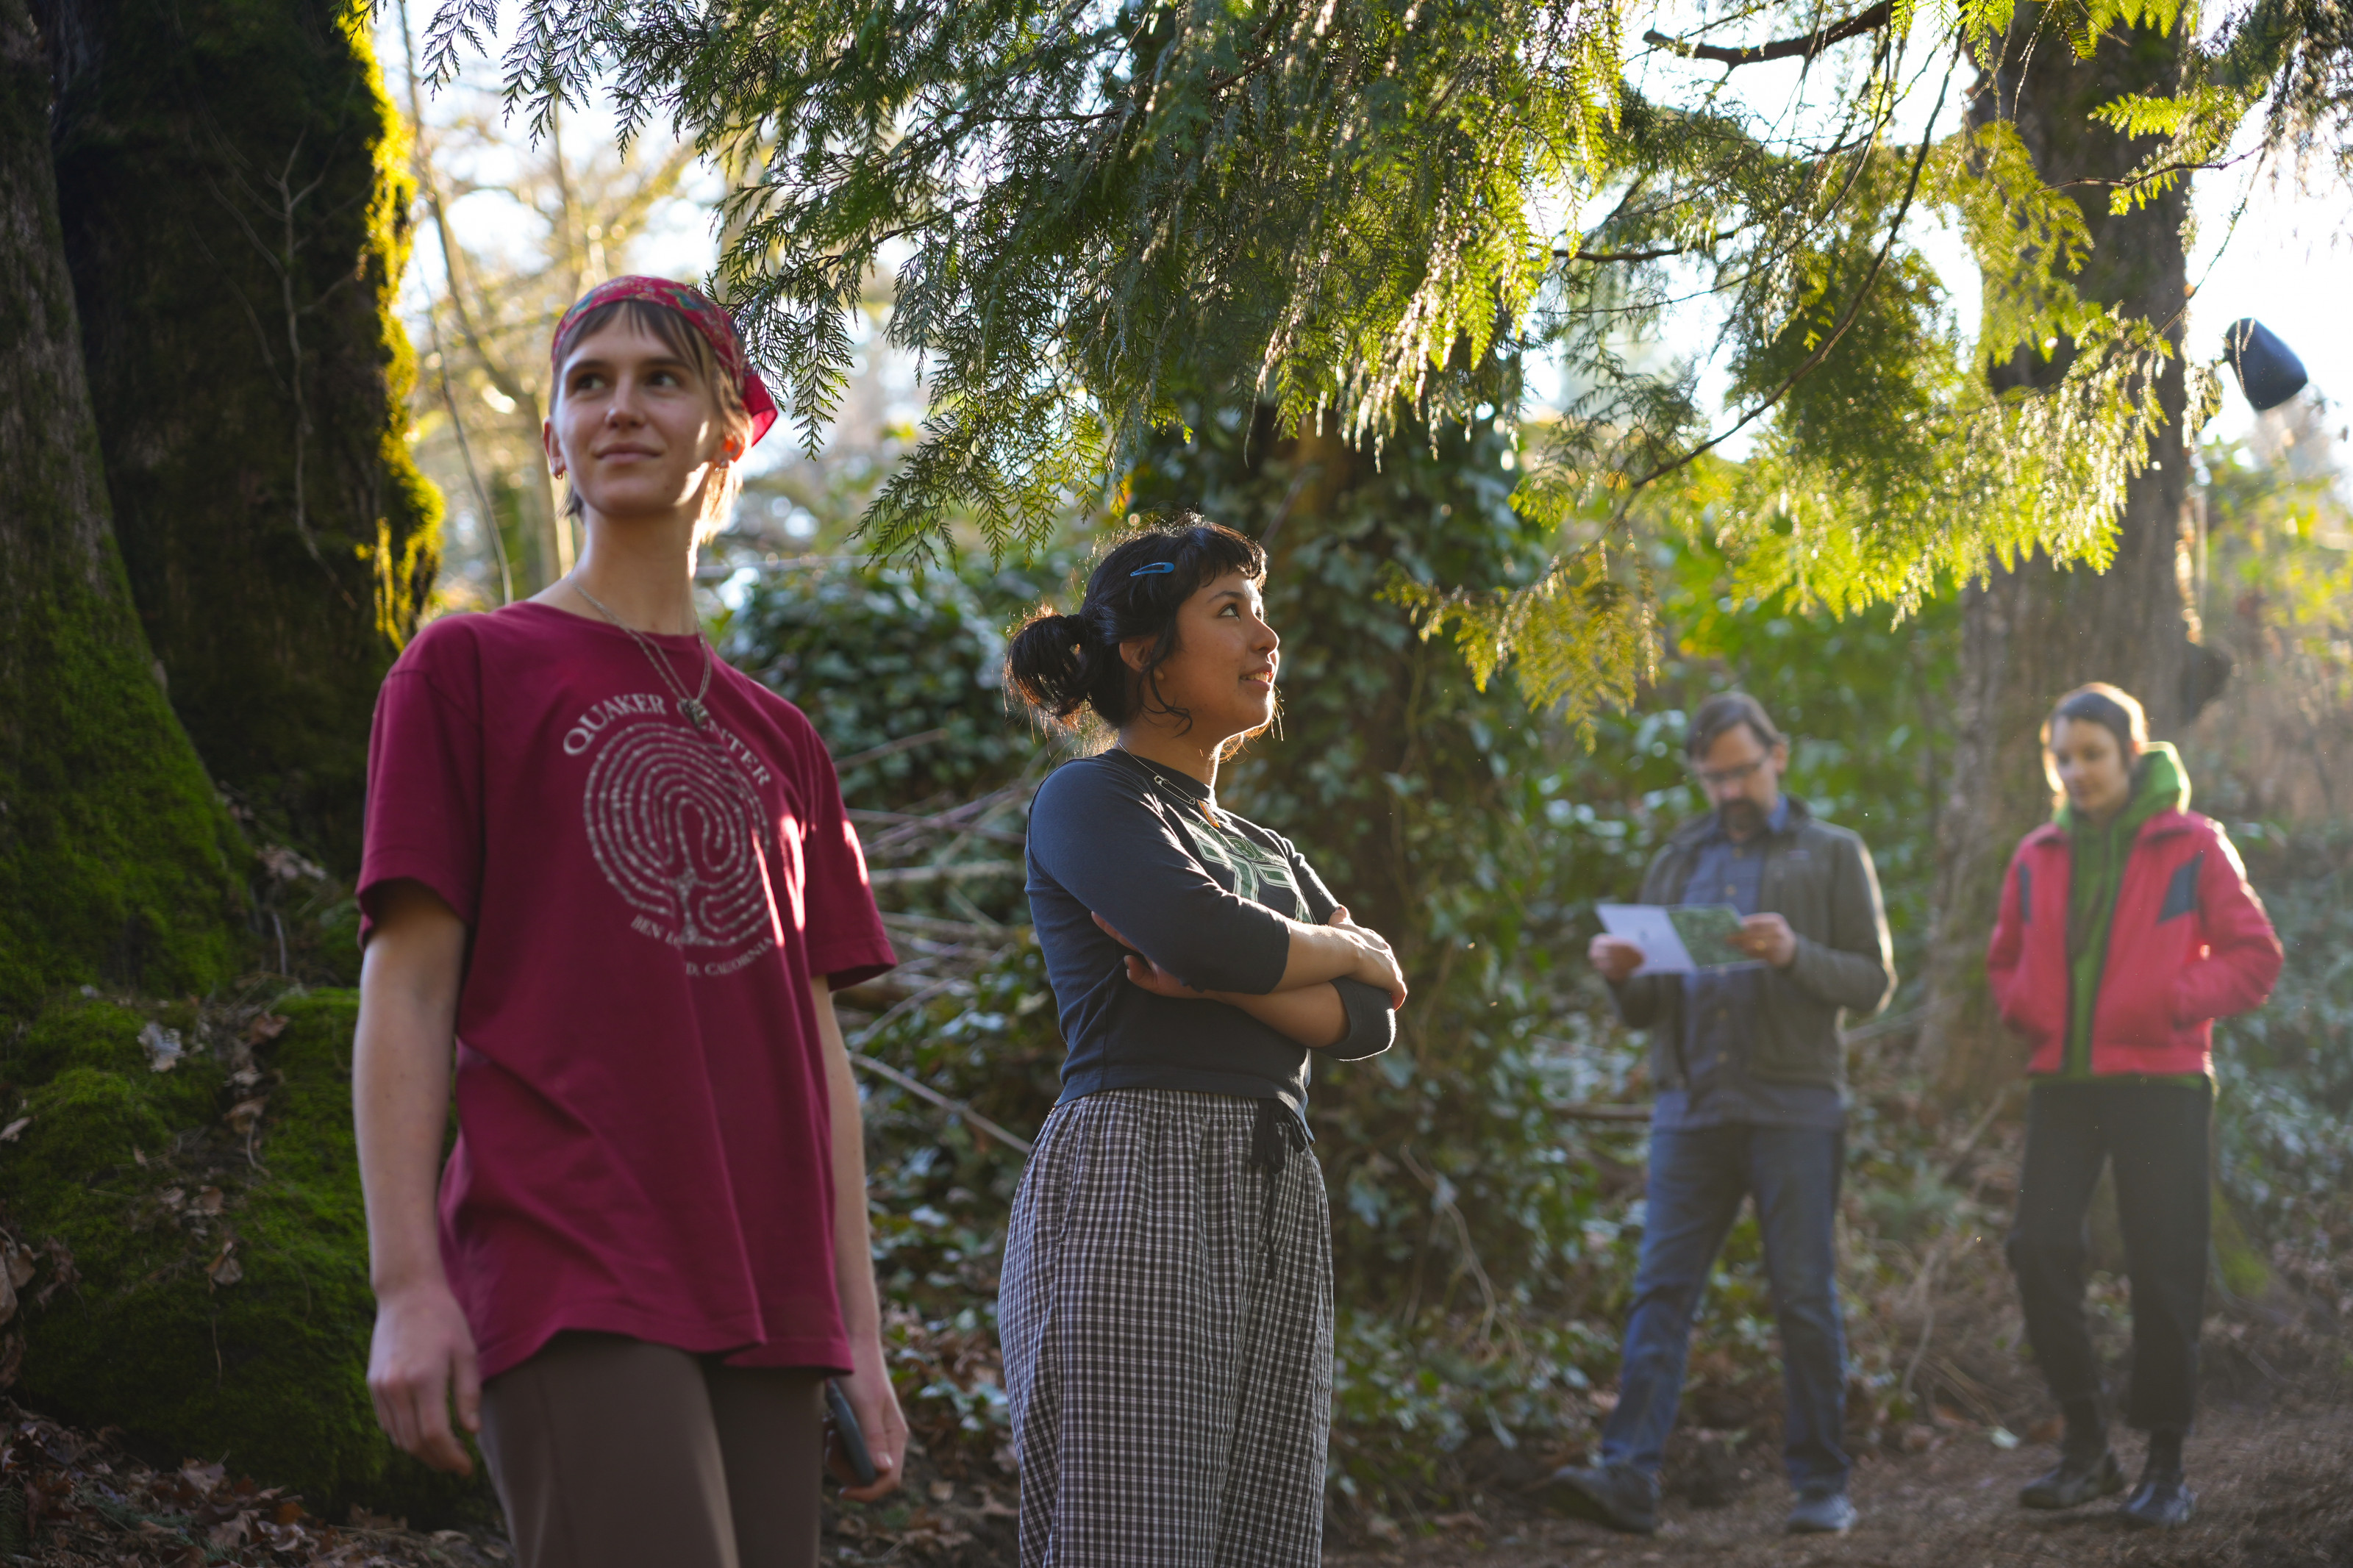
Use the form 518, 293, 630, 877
354, 278, 904, 1568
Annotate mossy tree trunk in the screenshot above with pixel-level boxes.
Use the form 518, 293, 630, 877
1916, 12, 2231, 1104
40, 0, 438, 870
0, 0, 246, 1013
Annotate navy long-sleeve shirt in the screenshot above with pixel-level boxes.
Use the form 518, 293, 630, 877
1024, 750, 1394, 1120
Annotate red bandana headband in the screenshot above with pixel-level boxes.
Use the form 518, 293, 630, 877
550, 275, 779, 448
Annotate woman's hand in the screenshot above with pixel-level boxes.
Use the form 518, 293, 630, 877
831, 1339, 908, 1503
810, 977, 907, 1503
366, 1278, 482, 1475
1329, 906, 1407, 1009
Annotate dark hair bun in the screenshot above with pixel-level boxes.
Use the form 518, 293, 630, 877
1004, 611, 1098, 720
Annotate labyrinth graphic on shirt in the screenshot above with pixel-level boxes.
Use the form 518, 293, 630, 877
579, 712, 780, 973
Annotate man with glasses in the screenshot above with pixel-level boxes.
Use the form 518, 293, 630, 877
1546, 692, 1893, 1537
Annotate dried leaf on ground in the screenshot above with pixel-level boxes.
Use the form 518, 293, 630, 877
140, 1023, 185, 1073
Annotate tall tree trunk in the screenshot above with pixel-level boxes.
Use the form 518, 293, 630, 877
1916, 11, 2231, 1102
1, 0, 246, 1012
40, 0, 438, 870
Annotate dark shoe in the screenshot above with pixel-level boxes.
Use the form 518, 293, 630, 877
1785, 1492, 1857, 1534
2019, 1449, 2125, 1509
1540, 1464, 1659, 1535
2120, 1477, 2196, 1529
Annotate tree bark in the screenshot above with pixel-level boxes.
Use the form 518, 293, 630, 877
1917, 11, 2230, 1101
0, 0, 246, 1011
40, 0, 438, 870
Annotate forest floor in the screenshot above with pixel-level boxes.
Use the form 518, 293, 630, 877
4, 1296, 2345, 1568
1324, 1392, 2353, 1568
11, 1389, 2346, 1567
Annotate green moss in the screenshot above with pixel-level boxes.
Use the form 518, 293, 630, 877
1, 992, 493, 1526
0, 0, 249, 1014
0, 576, 249, 1012
48, 0, 442, 870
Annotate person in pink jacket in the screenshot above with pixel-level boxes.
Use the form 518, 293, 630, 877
1987, 684, 2281, 1531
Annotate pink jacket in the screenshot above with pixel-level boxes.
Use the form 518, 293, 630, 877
1986, 810, 2282, 1077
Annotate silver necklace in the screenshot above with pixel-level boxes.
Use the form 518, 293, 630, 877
1113, 745, 1225, 828
569, 579, 715, 731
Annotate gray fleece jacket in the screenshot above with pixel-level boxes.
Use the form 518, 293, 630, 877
1608, 797, 1894, 1092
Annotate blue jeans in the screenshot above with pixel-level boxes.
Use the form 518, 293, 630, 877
1599, 1123, 1849, 1497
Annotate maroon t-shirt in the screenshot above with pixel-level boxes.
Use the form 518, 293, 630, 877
357, 602, 896, 1380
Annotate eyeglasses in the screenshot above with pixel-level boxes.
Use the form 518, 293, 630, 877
1691, 756, 1769, 790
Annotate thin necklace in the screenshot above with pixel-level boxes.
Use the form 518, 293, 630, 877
568, 578, 715, 731
1112, 744, 1225, 828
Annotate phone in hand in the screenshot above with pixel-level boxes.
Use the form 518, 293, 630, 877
825, 1378, 879, 1487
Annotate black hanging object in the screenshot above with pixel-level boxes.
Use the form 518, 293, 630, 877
2224, 318, 2308, 412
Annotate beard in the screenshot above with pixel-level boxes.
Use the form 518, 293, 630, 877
1717, 798, 1767, 839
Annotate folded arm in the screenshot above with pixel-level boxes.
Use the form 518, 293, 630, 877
1033, 767, 1404, 1002
1097, 909, 1403, 1049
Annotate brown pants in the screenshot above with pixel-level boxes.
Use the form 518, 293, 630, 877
479, 1333, 824, 1568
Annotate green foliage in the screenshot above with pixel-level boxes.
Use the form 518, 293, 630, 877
432, 0, 1620, 559
2214, 832, 2353, 1225
1631, 116, 2201, 624
1381, 543, 1657, 732
430, 0, 2224, 728
0, 991, 493, 1527
2188, 437, 2353, 1271
2087, 0, 2353, 201
2199, 437, 2353, 696
860, 939, 1060, 1315
716, 556, 1058, 812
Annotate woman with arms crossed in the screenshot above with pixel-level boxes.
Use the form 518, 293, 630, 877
354, 276, 904, 1568
1989, 684, 2280, 1531
999, 520, 1405, 1568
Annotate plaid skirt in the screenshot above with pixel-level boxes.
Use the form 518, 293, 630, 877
999, 1089, 1333, 1568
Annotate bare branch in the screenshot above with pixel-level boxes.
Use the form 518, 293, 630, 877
1556, 230, 1740, 263
1644, 1, 1896, 68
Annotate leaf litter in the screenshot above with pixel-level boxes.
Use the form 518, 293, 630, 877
0, 1400, 509, 1566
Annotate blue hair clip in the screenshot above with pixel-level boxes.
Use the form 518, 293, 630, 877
1129, 561, 1177, 576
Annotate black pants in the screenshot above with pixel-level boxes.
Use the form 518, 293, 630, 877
2007, 1080, 2211, 1433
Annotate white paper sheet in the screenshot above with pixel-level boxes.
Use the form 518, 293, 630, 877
1596, 902, 1694, 975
